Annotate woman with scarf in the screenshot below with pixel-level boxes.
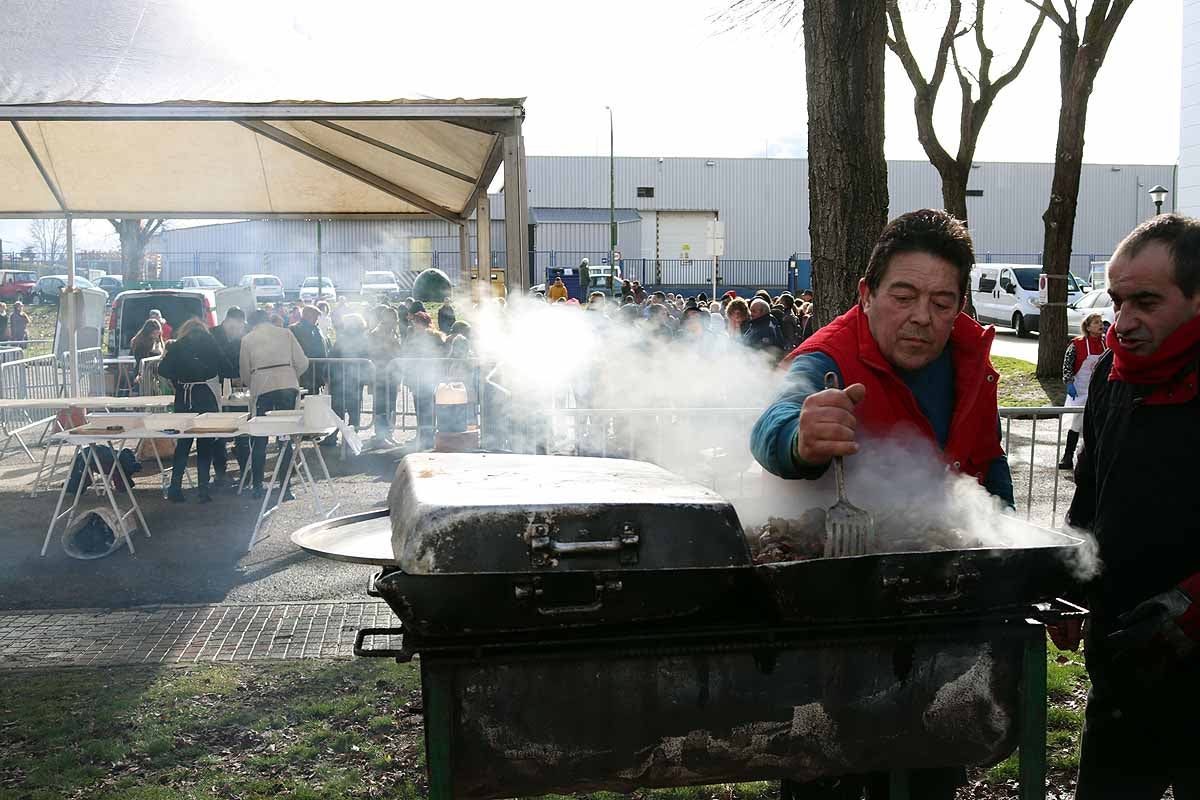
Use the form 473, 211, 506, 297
1058, 312, 1108, 470
157, 317, 223, 503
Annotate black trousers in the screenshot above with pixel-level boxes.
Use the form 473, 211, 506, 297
251, 389, 298, 488
1074, 688, 1200, 799
171, 384, 219, 492
213, 436, 249, 476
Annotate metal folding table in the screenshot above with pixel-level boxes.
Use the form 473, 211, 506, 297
41, 422, 337, 557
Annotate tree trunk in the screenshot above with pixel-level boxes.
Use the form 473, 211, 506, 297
1036, 60, 1099, 378
804, 0, 889, 327
940, 166, 976, 317
112, 219, 163, 284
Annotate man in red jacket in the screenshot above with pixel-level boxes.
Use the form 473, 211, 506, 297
751, 208, 1013, 505
751, 209, 1012, 799
1064, 214, 1200, 798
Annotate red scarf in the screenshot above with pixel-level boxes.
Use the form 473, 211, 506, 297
1107, 314, 1200, 405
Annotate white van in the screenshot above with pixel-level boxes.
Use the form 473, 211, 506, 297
970, 264, 1084, 337
239, 273, 285, 302
106, 285, 255, 356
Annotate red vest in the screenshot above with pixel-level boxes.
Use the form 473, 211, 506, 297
789, 305, 1004, 481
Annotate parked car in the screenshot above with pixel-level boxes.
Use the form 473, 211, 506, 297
106, 286, 256, 356
299, 277, 337, 303
1066, 288, 1115, 333
970, 265, 1084, 337
180, 275, 225, 290
238, 274, 285, 303
95, 275, 124, 297
31, 275, 98, 305
0, 269, 38, 303
360, 271, 401, 300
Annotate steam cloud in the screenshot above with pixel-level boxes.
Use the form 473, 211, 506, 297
463, 295, 1100, 579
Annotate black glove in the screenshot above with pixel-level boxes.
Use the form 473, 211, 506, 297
1107, 586, 1199, 689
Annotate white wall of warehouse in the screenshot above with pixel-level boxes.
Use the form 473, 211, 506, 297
526, 156, 1176, 266
1180, 0, 1200, 218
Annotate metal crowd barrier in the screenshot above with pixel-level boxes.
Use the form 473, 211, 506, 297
533, 404, 1084, 530
299, 357, 377, 439
382, 357, 481, 443
0, 347, 104, 460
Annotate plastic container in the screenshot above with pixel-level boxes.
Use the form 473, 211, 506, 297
143, 413, 197, 432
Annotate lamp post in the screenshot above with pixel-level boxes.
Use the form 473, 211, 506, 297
1149, 184, 1169, 216
605, 106, 616, 267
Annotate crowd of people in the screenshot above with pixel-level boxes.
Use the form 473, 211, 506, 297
0, 300, 32, 344
533, 278, 820, 363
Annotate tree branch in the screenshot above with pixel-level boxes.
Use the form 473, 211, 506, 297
143, 219, 165, 240
1023, 0, 1068, 31
989, 3, 1048, 96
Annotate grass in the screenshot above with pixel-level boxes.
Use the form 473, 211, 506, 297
993, 355, 1066, 408
979, 639, 1090, 786
0, 638, 1092, 799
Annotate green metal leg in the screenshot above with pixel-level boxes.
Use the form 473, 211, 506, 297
423, 664, 455, 800
1019, 625, 1048, 800
888, 770, 909, 800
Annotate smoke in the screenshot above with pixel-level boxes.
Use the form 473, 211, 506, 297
462, 295, 1101, 579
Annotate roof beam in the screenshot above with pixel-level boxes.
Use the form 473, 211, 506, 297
0, 211, 447, 219
11, 121, 68, 212
312, 120, 478, 185
238, 120, 461, 224
0, 103, 522, 122
461, 134, 505, 222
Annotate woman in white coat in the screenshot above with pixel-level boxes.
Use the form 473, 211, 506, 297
1059, 312, 1107, 470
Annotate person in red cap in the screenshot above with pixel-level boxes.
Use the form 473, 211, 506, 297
1061, 213, 1200, 799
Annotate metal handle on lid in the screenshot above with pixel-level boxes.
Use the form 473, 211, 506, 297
824, 371, 848, 501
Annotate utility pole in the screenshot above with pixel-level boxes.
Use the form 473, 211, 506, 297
606, 106, 616, 266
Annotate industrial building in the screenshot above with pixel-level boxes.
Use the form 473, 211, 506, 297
151, 155, 1175, 293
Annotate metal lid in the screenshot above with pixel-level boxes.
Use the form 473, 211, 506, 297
387, 453, 749, 575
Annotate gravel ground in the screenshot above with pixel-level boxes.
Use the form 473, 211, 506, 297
0, 435, 410, 610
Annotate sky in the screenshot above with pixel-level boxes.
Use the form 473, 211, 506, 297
0, 0, 1183, 251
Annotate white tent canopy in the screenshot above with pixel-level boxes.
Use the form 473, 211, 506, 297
0, 103, 521, 223
0, 0, 532, 394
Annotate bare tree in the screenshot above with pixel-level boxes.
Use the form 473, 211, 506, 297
109, 219, 166, 283
886, 0, 1047, 224
1028, 0, 1134, 378
27, 218, 66, 266
805, 0, 890, 324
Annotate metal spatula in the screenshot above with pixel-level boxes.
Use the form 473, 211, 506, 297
822, 372, 875, 558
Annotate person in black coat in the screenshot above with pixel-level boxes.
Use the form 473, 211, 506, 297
209, 307, 248, 484
157, 317, 223, 503
1061, 215, 1200, 799
323, 313, 371, 447
742, 298, 785, 360
290, 305, 328, 393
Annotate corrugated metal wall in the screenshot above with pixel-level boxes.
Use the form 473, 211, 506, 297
1179, 0, 1200, 217
527, 156, 1175, 264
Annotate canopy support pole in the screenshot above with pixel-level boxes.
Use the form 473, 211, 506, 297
502, 122, 530, 293
476, 193, 491, 278
65, 214, 79, 397
458, 223, 470, 276
316, 220, 323, 304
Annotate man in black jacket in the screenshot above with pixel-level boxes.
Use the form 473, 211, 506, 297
743, 298, 784, 359
1064, 214, 1200, 798
290, 305, 328, 392
210, 307, 247, 486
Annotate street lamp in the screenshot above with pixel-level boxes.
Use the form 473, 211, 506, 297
605, 106, 615, 267
1149, 184, 1169, 216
